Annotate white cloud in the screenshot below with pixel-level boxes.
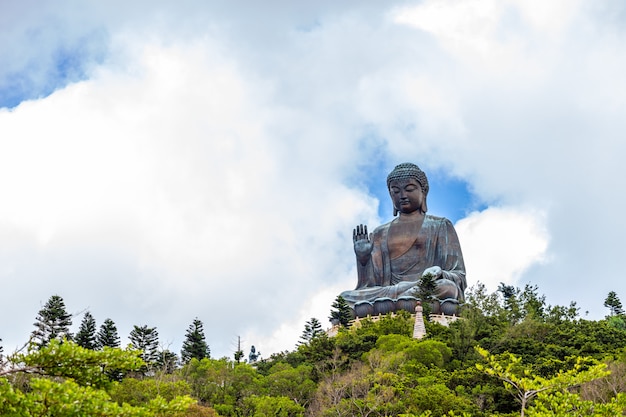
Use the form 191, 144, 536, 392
0, 35, 381, 356
455, 207, 549, 292
2, 0, 626, 355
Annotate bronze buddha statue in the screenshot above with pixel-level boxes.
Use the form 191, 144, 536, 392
340, 163, 466, 317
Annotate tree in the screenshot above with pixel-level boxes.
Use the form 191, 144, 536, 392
476, 347, 610, 417
97, 318, 120, 349
299, 318, 324, 345
75, 311, 97, 350
181, 318, 210, 364
156, 349, 179, 373
0, 339, 193, 416
329, 296, 352, 328
415, 272, 437, 316
243, 395, 304, 417
262, 363, 316, 407
129, 325, 159, 365
520, 284, 547, 320
604, 291, 624, 316
31, 294, 73, 348
498, 283, 523, 324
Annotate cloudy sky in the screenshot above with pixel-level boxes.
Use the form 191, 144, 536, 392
1, 0, 625, 359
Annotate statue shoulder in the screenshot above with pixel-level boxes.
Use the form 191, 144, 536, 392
423, 214, 449, 225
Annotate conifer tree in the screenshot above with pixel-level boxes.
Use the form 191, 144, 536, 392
416, 272, 438, 316
498, 282, 523, 323
156, 349, 179, 373
75, 311, 97, 350
329, 295, 353, 327
604, 291, 624, 316
299, 317, 324, 345
31, 295, 73, 348
129, 325, 159, 364
96, 318, 120, 349
180, 318, 210, 364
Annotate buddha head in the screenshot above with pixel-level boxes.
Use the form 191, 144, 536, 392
386, 163, 429, 216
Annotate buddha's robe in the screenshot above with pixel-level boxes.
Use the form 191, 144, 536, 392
341, 215, 466, 306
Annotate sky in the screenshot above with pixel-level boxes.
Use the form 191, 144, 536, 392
1, 0, 625, 359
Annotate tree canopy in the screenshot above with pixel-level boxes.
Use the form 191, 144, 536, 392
97, 318, 121, 349
31, 294, 73, 348
6, 284, 626, 416
181, 318, 211, 364
75, 311, 97, 350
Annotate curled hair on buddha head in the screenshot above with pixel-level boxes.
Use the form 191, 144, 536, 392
386, 162, 429, 216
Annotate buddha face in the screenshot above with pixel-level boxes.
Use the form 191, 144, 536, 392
389, 178, 424, 214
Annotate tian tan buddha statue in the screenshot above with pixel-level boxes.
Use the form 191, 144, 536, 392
340, 163, 466, 317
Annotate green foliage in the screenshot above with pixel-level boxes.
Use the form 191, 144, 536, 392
243, 395, 304, 417
519, 284, 547, 321
373, 334, 452, 369
31, 294, 73, 348
75, 311, 97, 350
476, 346, 610, 416
261, 363, 317, 406
157, 349, 180, 373
527, 391, 626, 416
604, 291, 624, 316
498, 283, 523, 324
109, 376, 192, 406
98, 318, 121, 349
297, 333, 338, 375
299, 317, 324, 345
329, 295, 353, 328
12, 282, 626, 417
415, 272, 437, 316
17, 339, 144, 388
0, 340, 193, 416
403, 382, 477, 416
179, 357, 262, 412
181, 318, 210, 364
130, 324, 160, 366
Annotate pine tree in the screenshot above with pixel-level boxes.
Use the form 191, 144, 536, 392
156, 349, 179, 373
498, 282, 523, 323
31, 295, 73, 348
75, 311, 97, 350
129, 325, 159, 364
180, 318, 210, 364
604, 291, 624, 316
329, 295, 353, 328
96, 318, 123, 381
96, 318, 120, 349
416, 272, 438, 317
299, 317, 324, 345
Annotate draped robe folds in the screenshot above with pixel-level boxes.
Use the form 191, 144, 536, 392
340, 215, 466, 307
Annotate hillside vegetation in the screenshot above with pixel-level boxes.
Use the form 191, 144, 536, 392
2, 283, 626, 416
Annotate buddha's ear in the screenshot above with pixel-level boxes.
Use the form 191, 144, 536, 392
421, 197, 428, 214
393, 207, 398, 216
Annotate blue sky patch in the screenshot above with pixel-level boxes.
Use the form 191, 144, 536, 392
363, 165, 482, 224
0, 32, 106, 109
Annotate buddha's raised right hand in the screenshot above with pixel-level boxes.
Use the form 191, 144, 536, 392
353, 224, 373, 265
